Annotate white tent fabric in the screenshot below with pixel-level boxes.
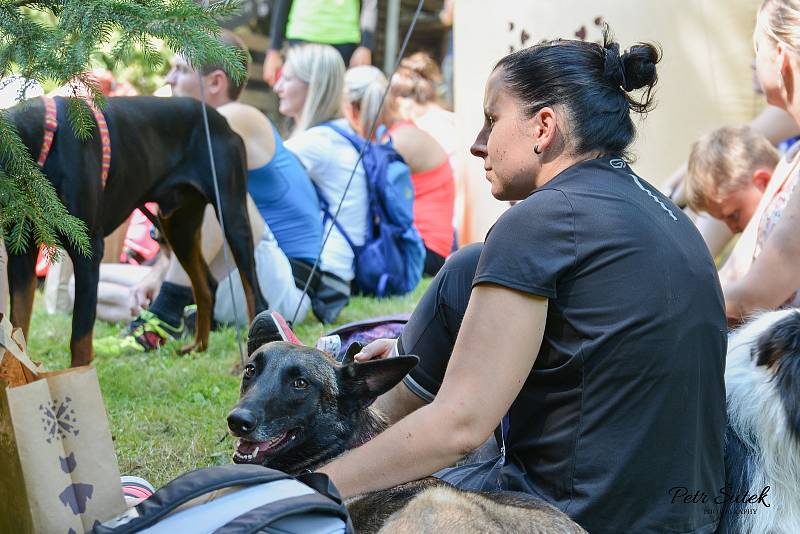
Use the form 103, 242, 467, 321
454, 0, 763, 242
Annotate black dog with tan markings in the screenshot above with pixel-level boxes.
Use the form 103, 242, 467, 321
5, 96, 267, 366
228, 341, 586, 533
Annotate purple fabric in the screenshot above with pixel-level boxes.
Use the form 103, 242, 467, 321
327, 313, 410, 360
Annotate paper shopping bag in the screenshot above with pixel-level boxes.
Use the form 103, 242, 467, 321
0, 313, 126, 533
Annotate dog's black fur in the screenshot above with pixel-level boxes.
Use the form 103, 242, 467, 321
228, 341, 586, 533
5, 96, 267, 365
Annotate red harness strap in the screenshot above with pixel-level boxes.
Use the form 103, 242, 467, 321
36, 96, 58, 168
37, 95, 112, 188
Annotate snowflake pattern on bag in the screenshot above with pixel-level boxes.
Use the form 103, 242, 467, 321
39, 397, 79, 443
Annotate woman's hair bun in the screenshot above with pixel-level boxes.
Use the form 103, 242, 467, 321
602, 31, 660, 113
620, 43, 660, 91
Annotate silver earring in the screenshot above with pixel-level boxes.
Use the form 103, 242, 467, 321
534, 144, 542, 154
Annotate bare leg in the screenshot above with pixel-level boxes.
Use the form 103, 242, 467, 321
165, 197, 264, 286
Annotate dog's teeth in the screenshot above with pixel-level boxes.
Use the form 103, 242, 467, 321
290, 434, 296, 441
253, 446, 259, 456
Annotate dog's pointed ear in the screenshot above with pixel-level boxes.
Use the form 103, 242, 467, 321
338, 355, 419, 411
342, 342, 364, 364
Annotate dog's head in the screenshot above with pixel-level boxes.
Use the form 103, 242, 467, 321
750, 309, 800, 442
227, 341, 418, 474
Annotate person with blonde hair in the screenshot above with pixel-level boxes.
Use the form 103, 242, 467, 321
275, 44, 368, 322
343, 65, 455, 275
725, 0, 800, 320
685, 125, 778, 233
391, 52, 456, 161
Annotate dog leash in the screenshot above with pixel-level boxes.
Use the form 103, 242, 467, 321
289, 0, 427, 325
197, 78, 247, 368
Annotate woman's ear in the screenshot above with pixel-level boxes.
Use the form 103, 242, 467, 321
532, 106, 559, 153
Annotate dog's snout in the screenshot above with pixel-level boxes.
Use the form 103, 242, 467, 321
227, 408, 257, 435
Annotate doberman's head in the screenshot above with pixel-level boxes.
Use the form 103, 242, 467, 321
227, 341, 418, 475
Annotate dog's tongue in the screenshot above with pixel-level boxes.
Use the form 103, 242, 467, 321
233, 434, 288, 464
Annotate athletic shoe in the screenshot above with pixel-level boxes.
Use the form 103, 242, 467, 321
247, 310, 302, 355
120, 475, 155, 506
183, 304, 221, 337
94, 309, 183, 355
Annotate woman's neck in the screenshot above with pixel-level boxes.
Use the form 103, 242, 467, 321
535, 151, 605, 188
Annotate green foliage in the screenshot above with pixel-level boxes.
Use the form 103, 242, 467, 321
28, 279, 432, 486
0, 0, 246, 257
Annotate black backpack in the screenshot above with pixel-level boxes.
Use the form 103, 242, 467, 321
91, 464, 353, 533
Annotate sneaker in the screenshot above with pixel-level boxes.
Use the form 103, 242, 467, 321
120, 475, 155, 506
183, 304, 221, 337
94, 310, 183, 355
247, 310, 302, 355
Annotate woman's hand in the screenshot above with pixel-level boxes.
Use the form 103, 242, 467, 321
349, 46, 372, 68
354, 338, 397, 362
263, 49, 284, 87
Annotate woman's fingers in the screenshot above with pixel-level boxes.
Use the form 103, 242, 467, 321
354, 338, 397, 362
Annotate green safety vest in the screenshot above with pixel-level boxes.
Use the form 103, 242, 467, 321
286, 0, 361, 45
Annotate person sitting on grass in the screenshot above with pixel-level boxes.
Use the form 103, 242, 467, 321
252, 31, 727, 533
274, 44, 370, 323
97, 30, 322, 353
342, 65, 455, 276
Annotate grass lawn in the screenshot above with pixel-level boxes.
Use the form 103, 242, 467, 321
25, 278, 430, 488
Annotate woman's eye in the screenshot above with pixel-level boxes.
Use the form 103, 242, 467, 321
292, 378, 309, 390
243, 364, 256, 379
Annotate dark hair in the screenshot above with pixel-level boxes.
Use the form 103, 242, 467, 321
494, 28, 660, 160
200, 30, 250, 101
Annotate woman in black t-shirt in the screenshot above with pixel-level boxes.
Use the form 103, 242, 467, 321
318, 30, 727, 534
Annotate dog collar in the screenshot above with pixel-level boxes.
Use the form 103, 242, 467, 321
37, 95, 111, 188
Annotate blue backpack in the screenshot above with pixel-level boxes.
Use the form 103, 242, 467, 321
319, 123, 425, 297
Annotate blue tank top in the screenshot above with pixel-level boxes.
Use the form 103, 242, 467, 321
247, 125, 322, 264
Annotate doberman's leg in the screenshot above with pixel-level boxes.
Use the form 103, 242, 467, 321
160, 194, 215, 354
67, 234, 103, 367
216, 183, 268, 321
7, 246, 38, 339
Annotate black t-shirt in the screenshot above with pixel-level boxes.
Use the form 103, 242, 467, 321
470, 157, 727, 533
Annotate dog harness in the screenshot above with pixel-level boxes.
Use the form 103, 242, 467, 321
37, 95, 111, 188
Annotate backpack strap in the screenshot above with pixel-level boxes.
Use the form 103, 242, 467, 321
321, 121, 364, 152
91, 465, 293, 533
311, 181, 359, 252
214, 492, 354, 533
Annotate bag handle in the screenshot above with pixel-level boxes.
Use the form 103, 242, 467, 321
92, 465, 293, 533
0, 312, 41, 382
214, 493, 354, 534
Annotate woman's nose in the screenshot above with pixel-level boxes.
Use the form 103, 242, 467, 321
470, 128, 488, 159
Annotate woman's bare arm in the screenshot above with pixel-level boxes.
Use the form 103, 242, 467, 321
725, 184, 800, 322
319, 283, 547, 497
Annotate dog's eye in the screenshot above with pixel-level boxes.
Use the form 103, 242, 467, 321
243, 364, 256, 379
291, 378, 309, 390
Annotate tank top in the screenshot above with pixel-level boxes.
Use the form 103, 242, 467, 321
389, 121, 455, 257
247, 125, 322, 264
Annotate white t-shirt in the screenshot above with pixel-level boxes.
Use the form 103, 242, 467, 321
285, 119, 368, 282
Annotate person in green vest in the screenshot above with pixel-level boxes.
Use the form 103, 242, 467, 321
262, 0, 377, 86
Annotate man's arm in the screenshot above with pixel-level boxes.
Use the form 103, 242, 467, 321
263, 0, 293, 86
319, 284, 547, 497
725, 183, 800, 322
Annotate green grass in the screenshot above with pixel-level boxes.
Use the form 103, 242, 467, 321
26, 279, 431, 487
